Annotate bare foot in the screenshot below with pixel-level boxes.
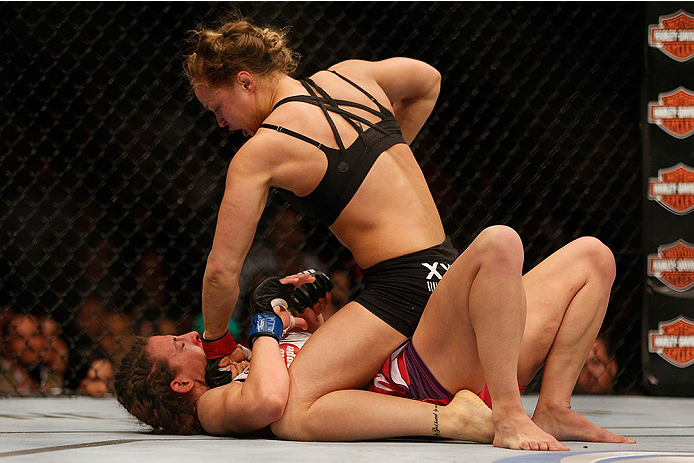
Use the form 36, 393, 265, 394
439, 390, 494, 443
493, 407, 570, 451
532, 404, 636, 444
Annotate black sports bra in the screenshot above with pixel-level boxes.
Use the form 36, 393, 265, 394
260, 70, 406, 226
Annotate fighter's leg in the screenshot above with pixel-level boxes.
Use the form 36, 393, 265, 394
413, 225, 567, 451
518, 236, 634, 443
270, 302, 493, 442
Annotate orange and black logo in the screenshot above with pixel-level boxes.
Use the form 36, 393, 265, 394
648, 10, 694, 62
648, 87, 694, 139
648, 163, 694, 215
647, 239, 694, 292
648, 315, 694, 368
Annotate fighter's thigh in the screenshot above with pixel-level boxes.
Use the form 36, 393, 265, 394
284, 301, 405, 409
411, 240, 486, 394
518, 237, 614, 383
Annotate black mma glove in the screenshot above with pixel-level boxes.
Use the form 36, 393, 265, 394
250, 276, 295, 314
205, 357, 233, 389
289, 269, 333, 312
248, 276, 291, 348
202, 331, 238, 389
251, 270, 333, 314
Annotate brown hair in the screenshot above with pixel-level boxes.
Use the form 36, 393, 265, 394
114, 336, 205, 435
183, 15, 301, 87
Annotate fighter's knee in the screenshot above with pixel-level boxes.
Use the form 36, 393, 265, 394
476, 225, 524, 267
575, 236, 616, 282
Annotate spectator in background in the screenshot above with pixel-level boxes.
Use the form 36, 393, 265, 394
1, 307, 37, 394
0, 310, 67, 394
38, 317, 69, 392
79, 358, 115, 397
575, 334, 618, 394
66, 297, 130, 396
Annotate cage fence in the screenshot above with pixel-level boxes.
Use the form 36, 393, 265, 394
1, 2, 641, 396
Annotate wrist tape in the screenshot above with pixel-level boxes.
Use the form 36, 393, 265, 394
202, 330, 238, 359
248, 313, 283, 348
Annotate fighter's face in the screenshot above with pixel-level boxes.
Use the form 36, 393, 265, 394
195, 80, 257, 137
147, 331, 250, 387
576, 340, 616, 393
147, 331, 207, 381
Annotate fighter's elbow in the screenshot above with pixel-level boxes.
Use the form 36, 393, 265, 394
263, 396, 287, 423
203, 256, 238, 287
429, 64, 441, 85
426, 66, 441, 97
250, 389, 287, 424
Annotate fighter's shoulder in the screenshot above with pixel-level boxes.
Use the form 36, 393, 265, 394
327, 57, 426, 79
229, 131, 292, 174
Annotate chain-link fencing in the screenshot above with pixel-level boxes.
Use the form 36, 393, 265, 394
1, 2, 641, 396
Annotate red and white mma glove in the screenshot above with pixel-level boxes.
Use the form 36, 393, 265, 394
202, 330, 238, 388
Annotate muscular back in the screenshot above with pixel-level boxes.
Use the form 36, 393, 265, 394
254, 59, 445, 268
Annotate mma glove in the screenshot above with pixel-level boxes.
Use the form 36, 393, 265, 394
202, 330, 238, 389
248, 277, 292, 348
290, 269, 333, 312
248, 269, 333, 347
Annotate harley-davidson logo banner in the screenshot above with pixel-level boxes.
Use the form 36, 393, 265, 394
648, 163, 694, 215
648, 87, 694, 139
647, 239, 694, 292
648, 10, 694, 62
643, 3, 694, 395
648, 315, 694, 368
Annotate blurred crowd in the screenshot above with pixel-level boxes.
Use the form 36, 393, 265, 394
1, 206, 618, 397
0, 283, 619, 398
0, 208, 361, 397
0, 269, 358, 397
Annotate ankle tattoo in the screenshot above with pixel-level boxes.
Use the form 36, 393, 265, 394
432, 404, 441, 438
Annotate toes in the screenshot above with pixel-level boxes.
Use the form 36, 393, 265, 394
554, 442, 570, 451
618, 436, 636, 444
519, 441, 535, 451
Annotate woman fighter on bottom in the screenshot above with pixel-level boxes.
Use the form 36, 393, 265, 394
115, 226, 635, 450
114, 268, 494, 441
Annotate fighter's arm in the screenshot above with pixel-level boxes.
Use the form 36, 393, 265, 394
198, 270, 329, 434
202, 139, 273, 340
331, 58, 441, 144
197, 336, 289, 435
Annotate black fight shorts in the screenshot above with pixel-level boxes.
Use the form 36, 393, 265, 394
353, 237, 459, 337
